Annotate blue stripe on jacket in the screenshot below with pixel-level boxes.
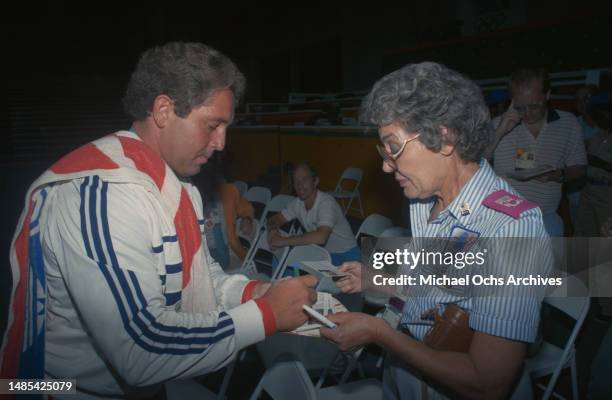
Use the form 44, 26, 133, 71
78, 176, 235, 354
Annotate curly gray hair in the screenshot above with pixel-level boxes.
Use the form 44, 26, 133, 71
123, 42, 246, 120
360, 62, 491, 162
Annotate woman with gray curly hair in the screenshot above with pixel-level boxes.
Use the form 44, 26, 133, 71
322, 62, 552, 399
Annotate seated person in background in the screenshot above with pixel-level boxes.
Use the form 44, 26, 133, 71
267, 162, 360, 266
575, 84, 599, 144
486, 67, 587, 237
566, 84, 600, 227
193, 154, 254, 269
575, 93, 612, 322
575, 93, 612, 238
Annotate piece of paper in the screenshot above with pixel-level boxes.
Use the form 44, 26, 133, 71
290, 292, 347, 337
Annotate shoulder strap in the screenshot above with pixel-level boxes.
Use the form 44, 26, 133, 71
482, 190, 538, 219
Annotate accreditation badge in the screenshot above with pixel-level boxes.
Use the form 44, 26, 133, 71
515, 145, 536, 170
447, 224, 481, 253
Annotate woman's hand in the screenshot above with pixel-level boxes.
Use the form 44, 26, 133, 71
319, 312, 388, 352
335, 261, 363, 293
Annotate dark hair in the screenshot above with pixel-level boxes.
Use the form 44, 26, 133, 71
360, 62, 491, 162
123, 42, 246, 120
508, 68, 550, 96
293, 162, 319, 179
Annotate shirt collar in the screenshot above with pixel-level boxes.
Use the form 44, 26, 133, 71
547, 109, 560, 123
433, 159, 497, 223
518, 109, 559, 135
303, 189, 321, 211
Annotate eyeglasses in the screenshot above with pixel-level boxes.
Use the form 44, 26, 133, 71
514, 101, 546, 114
376, 133, 421, 168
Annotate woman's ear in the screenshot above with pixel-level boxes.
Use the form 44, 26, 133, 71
439, 126, 457, 157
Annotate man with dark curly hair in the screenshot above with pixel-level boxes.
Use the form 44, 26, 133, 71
322, 62, 553, 399
2, 42, 316, 398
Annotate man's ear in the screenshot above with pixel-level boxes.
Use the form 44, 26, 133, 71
314, 176, 320, 188
151, 95, 175, 128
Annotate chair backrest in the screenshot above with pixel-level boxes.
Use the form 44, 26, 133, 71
335, 167, 362, 192
356, 214, 392, 240
273, 245, 331, 280
267, 194, 295, 214
233, 180, 248, 196
341, 167, 362, 182
249, 357, 317, 400
240, 187, 272, 275
284, 244, 331, 266
266, 194, 300, 236
544, 275, 590, 321
244, 186, 272, 207
379, 226, 410, 238
244, 186, 272, 221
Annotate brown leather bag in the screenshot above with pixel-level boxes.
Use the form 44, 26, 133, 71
423, 303, 474, 353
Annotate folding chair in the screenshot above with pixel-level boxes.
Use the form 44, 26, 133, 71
243, 186, 271, 222
379, 226, 410, 238
240, 187, 272, 276
241, 194, 296, 278
266, 194, 296, 220
363, 226, 407, 308
330, 167, 364, 218
250, 356, 382, 400
273, 244, 331, 281
355, 213, 392, 245
260, 194, 299, 244
233, 180, 248, 196
526, 275, 590, 400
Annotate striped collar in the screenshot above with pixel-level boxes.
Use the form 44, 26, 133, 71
414, 159, 498, 230
439, 159, 497, 223
547, 109, 561, 123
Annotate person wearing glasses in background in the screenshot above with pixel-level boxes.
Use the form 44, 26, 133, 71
322, 62, 553, 399
486, 68, 586, 237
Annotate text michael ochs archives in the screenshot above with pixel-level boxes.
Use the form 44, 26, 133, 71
370, 249, 563, 287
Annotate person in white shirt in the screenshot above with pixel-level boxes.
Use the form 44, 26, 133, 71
267, 162, 360, 266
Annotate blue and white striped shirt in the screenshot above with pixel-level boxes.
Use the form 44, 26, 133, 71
400, 160, 553, 342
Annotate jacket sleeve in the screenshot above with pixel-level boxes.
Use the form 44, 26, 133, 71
45, 178, 266, 387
